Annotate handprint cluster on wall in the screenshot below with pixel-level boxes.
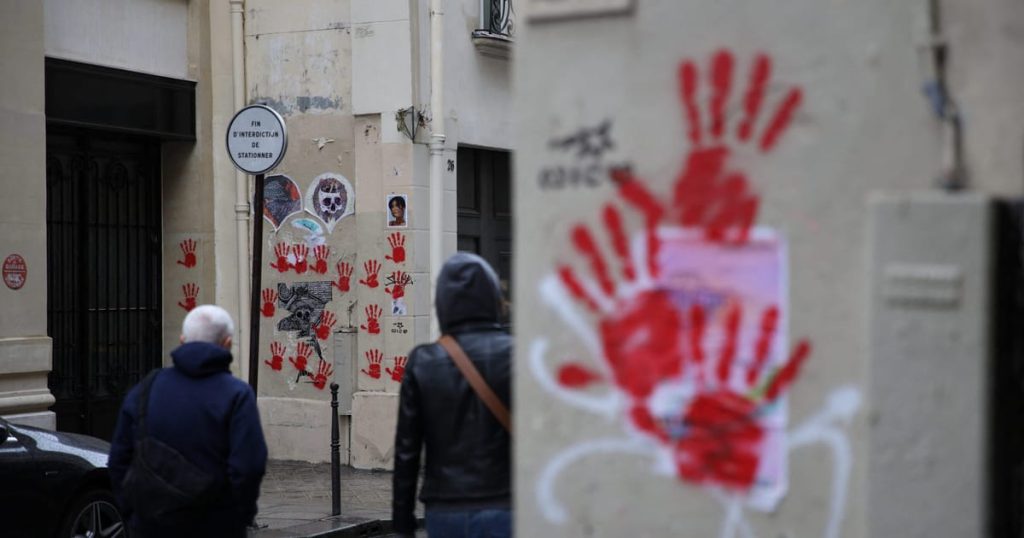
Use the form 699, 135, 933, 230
269, 242, 332, 275
361, 348, 407, 383
264, 340, 334, 390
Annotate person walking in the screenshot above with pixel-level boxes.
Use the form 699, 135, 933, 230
392, 252, 513, 538
108, 304, 268, 537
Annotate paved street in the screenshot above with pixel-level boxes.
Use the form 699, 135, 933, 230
251, 460, 425, 537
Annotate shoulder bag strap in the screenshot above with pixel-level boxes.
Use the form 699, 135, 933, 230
134, 368, 162, 441
438, 335, 512, 434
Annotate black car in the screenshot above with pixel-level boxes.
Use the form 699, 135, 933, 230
0, 417, 126, 538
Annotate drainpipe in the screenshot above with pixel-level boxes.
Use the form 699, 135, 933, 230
926, 0, 966, 190
230, 0, 251, 375
428, 0, 445, 338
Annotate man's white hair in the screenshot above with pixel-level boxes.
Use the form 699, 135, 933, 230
181, 304, 235, 344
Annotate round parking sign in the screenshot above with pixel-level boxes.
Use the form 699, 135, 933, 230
3, 254, 27, 290
226, 105, 288, 175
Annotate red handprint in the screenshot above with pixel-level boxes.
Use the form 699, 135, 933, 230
311, 359, 334, 390
177, 283, 199, 312
386, 356, 408, 382
611, 50, 802, 245
313, 245, 330, 274
176, 239, 197, 268
292, 244, 310, 274
360, 305, 382, 334
362, 349, 383, 379
672, 304, 810, 490
315, 310, 337, 340
359, 260, 381, 288
270, 242, 291, 272
289, 342, 312, 374
557, 171, 811, 491
385, 271, 411, 300
261, 288, 277, 317
385, 233, 406, 263
265, 342, 286, 371
332, 261, 353, 292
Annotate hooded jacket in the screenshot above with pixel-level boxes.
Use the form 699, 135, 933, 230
108, 341, 268, 538
392, 252, 513, 534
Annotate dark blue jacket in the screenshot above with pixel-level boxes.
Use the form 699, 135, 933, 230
108, 342, 268, 537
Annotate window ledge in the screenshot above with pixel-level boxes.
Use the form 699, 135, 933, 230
471, 30, 513, 60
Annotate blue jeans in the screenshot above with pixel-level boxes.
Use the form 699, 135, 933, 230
425, 508, 512, 538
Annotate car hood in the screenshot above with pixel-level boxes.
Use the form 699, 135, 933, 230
11, 422, 110, 468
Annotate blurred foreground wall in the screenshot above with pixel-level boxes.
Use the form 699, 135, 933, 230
513, 0, 1024, 537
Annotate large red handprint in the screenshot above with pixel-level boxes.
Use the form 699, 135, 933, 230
557, 165, 810, 492
311, 359, 334, 390
176, 239, 197, 268
332, 261, 353, 292
385, 233, 406, 263
289, 342, 312, 375
177, 283, 199, 312
265, 342, 286, 371
359, 260, 381, 288
261, 288, 277, 317
386, 356, 407, 382
315, 310, 336, 341
361, 305, 382, 334
313, 245, 330, 274
385, 271, 411, 300
292, 244, 310, 274
612, 50, 802, 245
362, 349, 383, 379
270, 242, 291, 272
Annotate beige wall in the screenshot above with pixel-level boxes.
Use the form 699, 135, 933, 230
243, 0, 363, 463
0, 0, 54, 428
44, 0, 190, 79
162, 0, 241, 371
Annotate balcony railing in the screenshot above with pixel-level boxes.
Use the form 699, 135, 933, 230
483, 0, 514, 37
472, 0, 514, 59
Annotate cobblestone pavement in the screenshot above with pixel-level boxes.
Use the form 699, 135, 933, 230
251, 460, 424, 536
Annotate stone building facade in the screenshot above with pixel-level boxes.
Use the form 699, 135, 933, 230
0, 0, 513, 469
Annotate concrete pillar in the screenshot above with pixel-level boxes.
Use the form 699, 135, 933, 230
511, 0, 940, 536
0, 0, 54, 428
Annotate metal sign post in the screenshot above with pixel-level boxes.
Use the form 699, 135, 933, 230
226, 104, 288, 392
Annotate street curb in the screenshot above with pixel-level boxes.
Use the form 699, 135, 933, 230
254, 517, 423, 538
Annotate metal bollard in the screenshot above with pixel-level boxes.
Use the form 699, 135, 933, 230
330, 382, 340, 516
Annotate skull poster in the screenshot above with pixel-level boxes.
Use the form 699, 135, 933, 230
262, 174, 302, 231
305, 173, 355, 233
277, 281, 333, 338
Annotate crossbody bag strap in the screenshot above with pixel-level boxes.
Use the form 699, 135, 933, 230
134, 368, 162, 441
438, 335, 511, 434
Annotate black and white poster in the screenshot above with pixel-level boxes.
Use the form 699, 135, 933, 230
305, 173, 355, 233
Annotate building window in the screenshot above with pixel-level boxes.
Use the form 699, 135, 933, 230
472, 0, 515, 59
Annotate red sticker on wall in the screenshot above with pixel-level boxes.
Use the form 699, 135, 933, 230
3, 254, 27, 290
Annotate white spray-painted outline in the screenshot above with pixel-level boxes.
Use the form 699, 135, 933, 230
536, 437, 656, 524
532, 378, 861, 537
530, 339, 622, 419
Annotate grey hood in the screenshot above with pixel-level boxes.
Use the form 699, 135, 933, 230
435, 252, 504, 333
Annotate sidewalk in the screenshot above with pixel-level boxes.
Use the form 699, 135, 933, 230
250, 460, 425, 537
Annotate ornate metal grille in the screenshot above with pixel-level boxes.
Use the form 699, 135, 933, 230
482, 0, 514, 37
46, 130, 162, 439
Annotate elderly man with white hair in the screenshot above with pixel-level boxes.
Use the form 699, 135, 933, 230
108, 304, 268, 538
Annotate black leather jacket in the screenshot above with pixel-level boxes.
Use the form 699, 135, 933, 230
392, 253, 512, 534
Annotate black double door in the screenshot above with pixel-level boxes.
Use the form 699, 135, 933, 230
456, 147, 513, 301
46, 129, 163, 440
